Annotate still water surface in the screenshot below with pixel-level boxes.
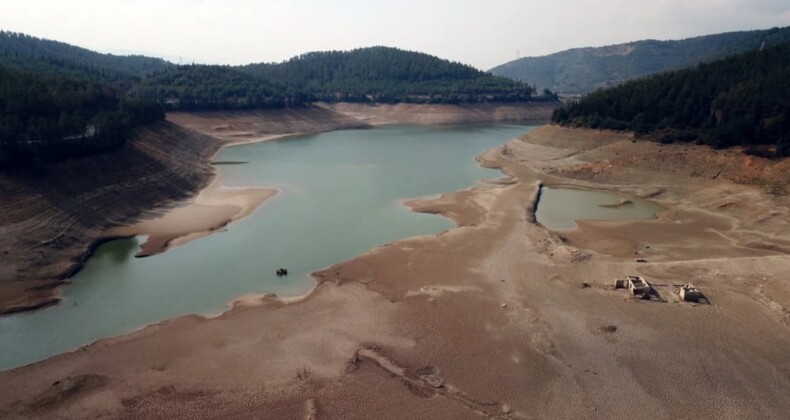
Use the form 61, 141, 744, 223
535, 186, 663, 230
0, 123, 535, 370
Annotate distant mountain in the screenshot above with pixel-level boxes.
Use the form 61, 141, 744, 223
241, 47, 536, 103
552, 43, 790, 157
491, 27, 790, 94
0, 31, 172, 90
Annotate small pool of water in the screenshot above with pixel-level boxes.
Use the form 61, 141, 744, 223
535, 187, 663, 230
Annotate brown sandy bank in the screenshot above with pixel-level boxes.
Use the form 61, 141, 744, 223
166, 105, 371, 143
321, 101, 556, 125
104, 181, 278, 258
1, 125, 788, 419
166, 101, 555, 142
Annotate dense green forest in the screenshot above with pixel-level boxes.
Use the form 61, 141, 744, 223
1, 33, 539, 112
552, 43, 790, 157
491, 26, 790, 94
0, 65, 164, 168
131, 65, 306, 110
0, 31, 171, 90
241, 47, 535, 103
126, 47, 539, 108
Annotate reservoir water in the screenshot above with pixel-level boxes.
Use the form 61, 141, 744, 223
0, 123, 535, 370
535, 186, 663, 230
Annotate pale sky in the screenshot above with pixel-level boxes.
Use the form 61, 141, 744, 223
1, 0, 789, 69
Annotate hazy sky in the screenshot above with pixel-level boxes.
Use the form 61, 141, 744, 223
1, 0, 789, 69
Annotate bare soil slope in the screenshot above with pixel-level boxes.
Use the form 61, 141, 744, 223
322, 101, 555, 125
166, 105, 370, 143
0, 122, 222, 314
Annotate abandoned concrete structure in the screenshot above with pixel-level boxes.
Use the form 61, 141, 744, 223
615, 275, 651, 299
627, 276, 651, 298
679, 283, 702, 302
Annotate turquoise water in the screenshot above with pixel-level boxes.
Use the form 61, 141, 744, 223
535, 186, 663, 230
0, 123, 536, 370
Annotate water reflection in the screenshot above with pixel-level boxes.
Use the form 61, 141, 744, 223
101, 238, 139, 263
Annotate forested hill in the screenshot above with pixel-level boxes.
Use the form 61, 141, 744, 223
132, 65, 303, 111
491, 26, 790, 94
1, 33, 540, 107
0, 64, 164, 168
240, 47, 536, 103
552, 43, 790, 158
0, 31, 172, 90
